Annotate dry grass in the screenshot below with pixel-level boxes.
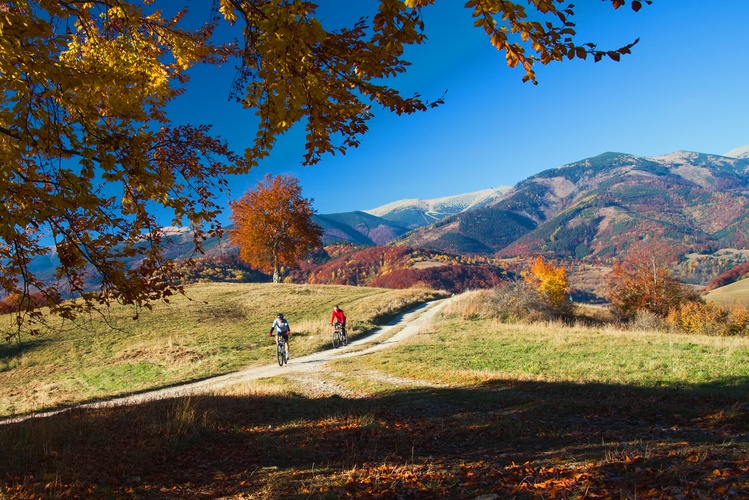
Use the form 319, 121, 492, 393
352, 290, 749, 389
2, 334, 747, 498
704, 278, 749, 307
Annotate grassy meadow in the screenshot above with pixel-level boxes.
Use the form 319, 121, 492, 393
349, 292, 749, 390
0, 283, 447, 417
1, 285, 747, 498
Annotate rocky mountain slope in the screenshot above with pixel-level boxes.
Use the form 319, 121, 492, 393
313, 212, 410, 246
395, 150, 749, 260
26, 146, 749, 291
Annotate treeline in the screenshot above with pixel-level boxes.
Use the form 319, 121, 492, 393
305, 245, 507, 292
704, 261, 749, 292
303, 246, 413, 285
0, 292, 48, 316
174, 254, 269, 284
370, 265, 505, 294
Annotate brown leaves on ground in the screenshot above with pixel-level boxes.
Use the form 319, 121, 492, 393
1, 379, 747, 498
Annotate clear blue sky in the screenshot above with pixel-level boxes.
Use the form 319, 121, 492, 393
168, 1, 749, 221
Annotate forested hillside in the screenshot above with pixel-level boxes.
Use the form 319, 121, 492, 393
304, 246, 507, 293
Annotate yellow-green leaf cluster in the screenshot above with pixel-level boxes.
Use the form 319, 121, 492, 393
0, 1, 239, 339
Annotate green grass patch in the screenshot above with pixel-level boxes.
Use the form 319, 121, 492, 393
349, 317, 749, 391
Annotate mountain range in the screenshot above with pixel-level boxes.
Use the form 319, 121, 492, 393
312, 186, 509, 246
343, 148, 749, 262
28, 145, 749, 290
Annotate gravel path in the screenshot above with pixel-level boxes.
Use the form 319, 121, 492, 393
4, 298, 450, 423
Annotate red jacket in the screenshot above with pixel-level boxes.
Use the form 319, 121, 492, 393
331, 309, 346, 324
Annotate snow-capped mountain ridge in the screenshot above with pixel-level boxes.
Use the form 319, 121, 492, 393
363, 186, 510, 227
725, 145, 749, 159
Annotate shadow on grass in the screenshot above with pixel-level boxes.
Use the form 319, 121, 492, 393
1, 377, 747, 498
0, 337, 54, 361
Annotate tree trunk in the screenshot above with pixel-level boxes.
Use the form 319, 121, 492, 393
272, 255, 281, 283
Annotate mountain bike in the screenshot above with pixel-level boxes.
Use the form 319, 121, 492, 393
276, 335, 288, 366
331, 322, 348, 348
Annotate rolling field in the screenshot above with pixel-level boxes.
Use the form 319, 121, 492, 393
0, 285, 747, 498
705, 278, 749, 307
0, 283, 446, 417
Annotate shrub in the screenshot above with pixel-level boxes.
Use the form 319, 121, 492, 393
523, 256, 574, 318
665, 301, 725, 336
665, 301, 749, 336
630, 309, 667, 331
726, 304, 749, 336
489, 279, 559, 323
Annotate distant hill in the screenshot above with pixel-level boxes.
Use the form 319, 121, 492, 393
725, 145, 749, 159
25, 146, 749, 293
305, 245, 507, 293
313, 211, 410, 246
704, 278, 749, 307
703, 258, 749, 292
395, 150, 749, 268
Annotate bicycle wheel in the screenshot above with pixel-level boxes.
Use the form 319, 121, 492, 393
332, 329, 340, 349
341, 330, 348, 346
277, 342, 285, 366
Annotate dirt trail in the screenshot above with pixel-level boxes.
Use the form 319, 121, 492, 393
4, 298, 450, 423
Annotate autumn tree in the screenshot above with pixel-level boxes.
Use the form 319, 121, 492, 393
606, 240, 695, 321
0, 1, 242, 339
229, 175, 322, 283
1, 0, 647, 337
523, 256, 573, 317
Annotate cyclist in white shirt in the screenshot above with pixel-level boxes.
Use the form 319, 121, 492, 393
270, 313, 291, 361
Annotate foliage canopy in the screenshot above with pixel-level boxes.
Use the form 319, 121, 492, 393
1, 0, 647, 336
606, 240, 693, 320
523, 255, 573, 317
229, 174, 322, 282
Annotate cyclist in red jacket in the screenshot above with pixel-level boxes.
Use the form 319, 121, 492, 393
330, 305, 347, 342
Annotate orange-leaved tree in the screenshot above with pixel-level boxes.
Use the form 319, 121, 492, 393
229, 175, 322, 283
523, 256, 573, 317
606, 239, 694, 321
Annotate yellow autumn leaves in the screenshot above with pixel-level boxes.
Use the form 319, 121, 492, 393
524, 256, 572, 314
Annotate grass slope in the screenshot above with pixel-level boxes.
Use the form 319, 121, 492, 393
0, 283, 446, 417
704, 278, 749, 307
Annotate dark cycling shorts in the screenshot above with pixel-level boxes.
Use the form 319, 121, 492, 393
277, 331, 289, 342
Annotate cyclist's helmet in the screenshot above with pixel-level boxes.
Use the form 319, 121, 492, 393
277, 313, 284, 319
